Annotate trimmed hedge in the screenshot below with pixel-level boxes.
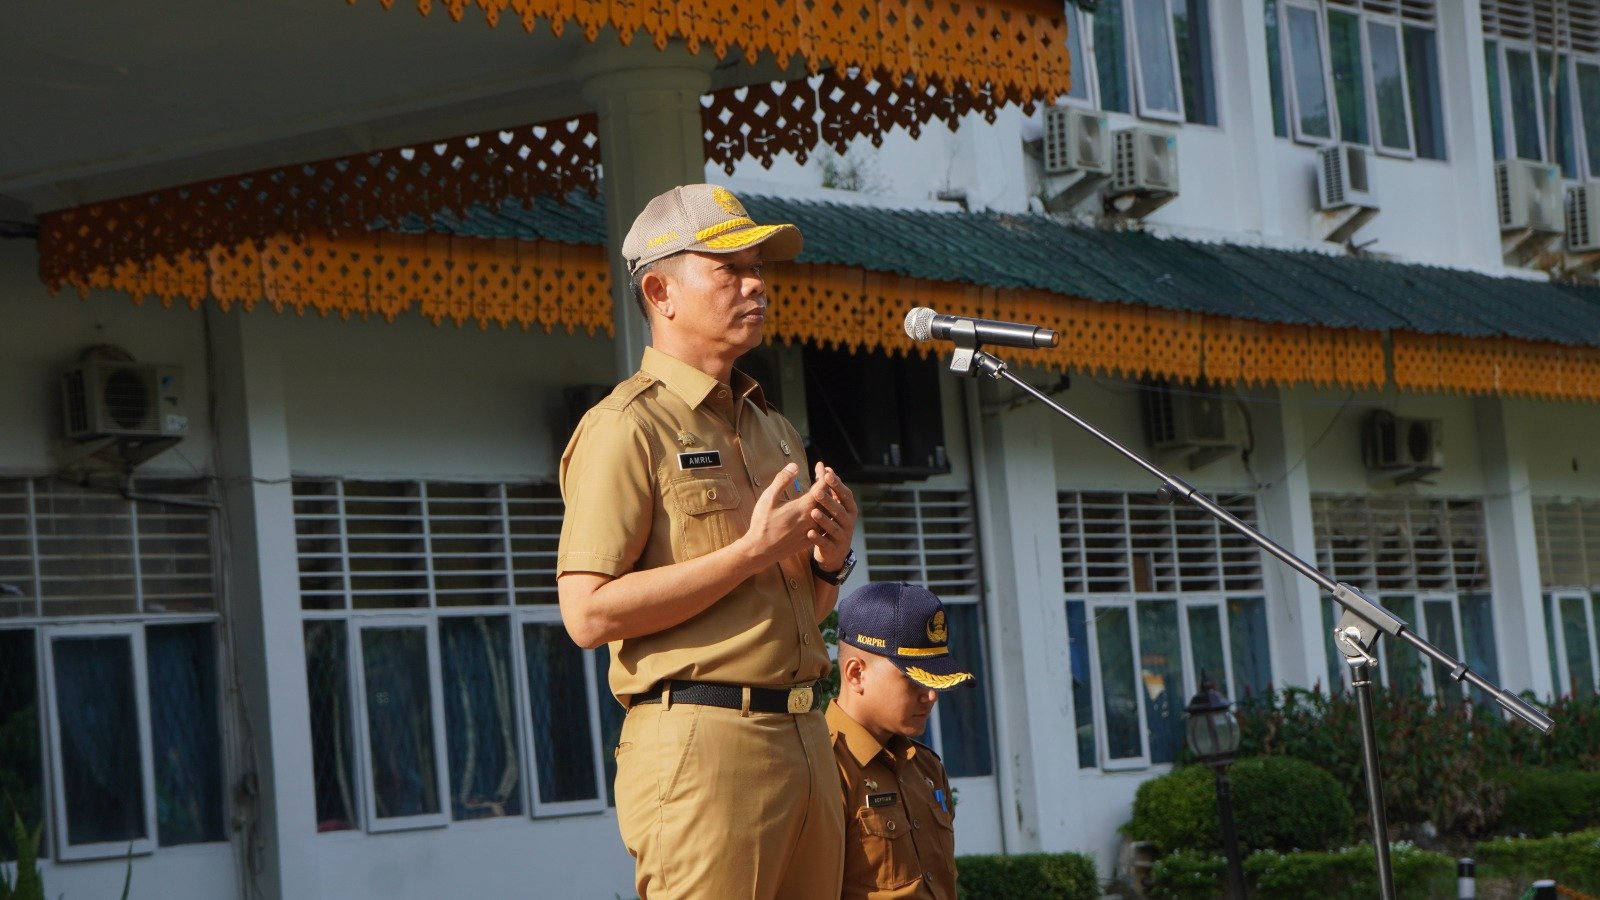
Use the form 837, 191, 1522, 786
1148, 843, 1455, 899
1126, 757, 1352, 854
1497, 769, 1600, 838
1474, 829, 1600, 893
955, 852, 1099, 899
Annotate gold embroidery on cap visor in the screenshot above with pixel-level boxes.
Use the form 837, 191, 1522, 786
904, 666, 975, 690
895, 645, 948, 658
699, 222, 797, 252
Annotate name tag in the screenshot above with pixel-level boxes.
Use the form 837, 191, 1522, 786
867, 792, 897, 808
677, 451, 722, 470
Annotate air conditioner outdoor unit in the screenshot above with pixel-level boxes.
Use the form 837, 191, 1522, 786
1567, 182, 1600, 253
1043, 106, 1111, 176
1317, 145, 1378, 211
1140, 380, 1238, 468
1112, 128, 1179, 194
1361, 410, 1443, 479
1497, 159, 1563, 233
61, 360, 188, 441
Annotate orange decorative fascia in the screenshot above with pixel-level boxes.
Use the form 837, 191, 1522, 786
358, 0, 1072, 104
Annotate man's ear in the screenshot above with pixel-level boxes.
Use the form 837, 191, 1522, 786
839, 654, 867, 695
640, 268, 674, 319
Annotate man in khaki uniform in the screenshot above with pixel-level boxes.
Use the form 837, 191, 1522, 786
557, 183, 859, 899
828, 582, 975, 900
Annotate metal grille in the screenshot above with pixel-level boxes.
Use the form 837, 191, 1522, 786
1328, 0, 1437, 25
1484, 0, 1600, 53
0, 478, 215, 618
859, 487, 981, 602
1312, 495, 1490, 591
1534, 497, 1600, 587
292, 479, 563, 610
1059, 491, 1264, 595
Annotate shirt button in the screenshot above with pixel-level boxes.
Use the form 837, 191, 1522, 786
707, 489, 717, 500
926, 778, 935, 788
802, 634, 811, 645
788, 578, 800, 590
716, 389, 728, 399
886, 820, 896, 832
913, 819, 921, 829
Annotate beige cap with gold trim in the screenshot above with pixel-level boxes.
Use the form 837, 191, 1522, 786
621, 183, 803, 273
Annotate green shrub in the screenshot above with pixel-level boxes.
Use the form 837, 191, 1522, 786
1126, 757, 1352, 855
1496, 769, 1600, 837
1147, 843, 1455, 900
955, 852, 1099, 899
0, 815, 43, 900
1474, 829, 1600, 893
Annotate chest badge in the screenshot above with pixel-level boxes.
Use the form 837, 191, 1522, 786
780, 439, 792, 456
677, 431, 698, 447
678, 450, 722, 470
867, 792, 898, 808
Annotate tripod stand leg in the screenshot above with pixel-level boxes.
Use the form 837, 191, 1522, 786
1351, 662, 1396, 900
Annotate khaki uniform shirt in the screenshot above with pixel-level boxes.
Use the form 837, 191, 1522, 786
557, 346, 830, 702
827, 701, 959, 900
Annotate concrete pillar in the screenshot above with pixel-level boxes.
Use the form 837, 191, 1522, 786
969, 381, 1078, 854
1224, 0, 1278, 236
1249, 386, 1333, 691
1438, 0, 1504, 267
577, 42, 715, 379
1475, 397, 1553, 698
206, 308, 320, 900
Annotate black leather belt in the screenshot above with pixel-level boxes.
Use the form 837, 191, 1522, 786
632, 680, 819, 714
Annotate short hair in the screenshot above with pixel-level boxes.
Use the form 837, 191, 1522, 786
629, 252, 684, 318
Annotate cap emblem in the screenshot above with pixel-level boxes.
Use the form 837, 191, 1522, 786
712, 185, 746, 217
926, 610, 947, 643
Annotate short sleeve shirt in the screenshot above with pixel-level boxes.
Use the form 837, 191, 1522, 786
557, 346, 831, 701
827, 701, 959, 900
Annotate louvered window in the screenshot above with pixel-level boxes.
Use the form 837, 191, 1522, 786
859, 486, 993, 778
1532, 498, 1600, 696
1059, 490, 1272, 771
1312, 495, 1498, 701
1484, 0, 1600, 178
0, 477, 216, 618
295, 477, 609, 835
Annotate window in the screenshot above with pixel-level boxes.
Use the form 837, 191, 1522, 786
859, 486, 994, 777
1484, 0, 1600, 177
294, 478, 612, 833
1533, 497, 1600, 696
1273, 0, 1444, 157
1066, 0, 1218, 125
0, 478, 224, 862
1313, 495, 1496, 699
1060, 491, 1272, 770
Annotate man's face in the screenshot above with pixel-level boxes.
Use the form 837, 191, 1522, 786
660, 247, 769, 356
857, 653, 939, 739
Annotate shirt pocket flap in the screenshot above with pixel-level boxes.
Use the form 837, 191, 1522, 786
668, 473, 740, 516
855, 806, 911, 840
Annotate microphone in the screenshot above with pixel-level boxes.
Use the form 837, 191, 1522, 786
903, 307, 1060, 349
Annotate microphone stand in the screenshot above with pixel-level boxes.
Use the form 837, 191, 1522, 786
942, 333, 1555, 900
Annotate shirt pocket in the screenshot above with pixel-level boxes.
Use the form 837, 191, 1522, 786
851, 805, 919, 891
666, 472, 740, 560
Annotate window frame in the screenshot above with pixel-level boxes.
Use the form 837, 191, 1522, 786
516, 608, 610, 818
1127, 0, 1188, 123
1545, 589, 1600, 696
350, 615, 452, 834
1280, 0, 1341, 145
1084, 599, 1153, 771
1499, 40, 1550, 163
1062, 3, 1102, 108
1063, 0, 1216, 126
42, 622, 158, 862
1362, 12, 1419, 158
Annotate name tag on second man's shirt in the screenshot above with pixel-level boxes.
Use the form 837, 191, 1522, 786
867, 792, 898, 808
678, 451, 722, 470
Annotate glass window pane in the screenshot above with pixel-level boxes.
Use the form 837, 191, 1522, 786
1094, 0, 1131, 113
1286, 4, 1334, 140
147, 624, 225, 845
1486, 41, 1506, 161
1578, 63, 1600, 179
1538, 52, 1578, 177
1136, 601, 1182, 764
522, 623, 598, 804
1066, 602, 1097, 769
1131, 0, 1182, 117
305, 621, 358, 831
1266, 0, 1288, 137
1094, 607, 1143, 761
1544, 595, 1563, 695
1186, 606, 1228, 699
937, 604, 994, 777
0, 630, 43, 861
593, 648, 624, 806
1421, 600, 1461, 700
1405, 27, 1446, 160
1460, 592, 1500, 707
1322, 597, 1345, 692
439, 617, 522, 820
1507, 49, 1545, 162
53, 635, 146, 846
1559, 596, 1595, 695
1174, 0, 1216, 125
1227, 597, 1272, 702
1367, 20, 1411, 152
1381, 596, 1423, 694
360, 626, 441, 819
1327, 10, 1368, 145
1065, 4, 1091, 101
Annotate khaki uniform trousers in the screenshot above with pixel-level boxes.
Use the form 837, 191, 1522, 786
615, 699, 845, 899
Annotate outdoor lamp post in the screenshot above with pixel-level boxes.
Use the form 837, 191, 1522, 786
1185, 684, 1247, 900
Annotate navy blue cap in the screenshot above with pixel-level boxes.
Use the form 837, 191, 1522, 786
837, 582, 974, 690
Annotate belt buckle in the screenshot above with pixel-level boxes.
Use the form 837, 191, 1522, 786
786, 684, 814, 714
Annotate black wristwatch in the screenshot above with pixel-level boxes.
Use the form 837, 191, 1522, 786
810, 549, 857, 586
